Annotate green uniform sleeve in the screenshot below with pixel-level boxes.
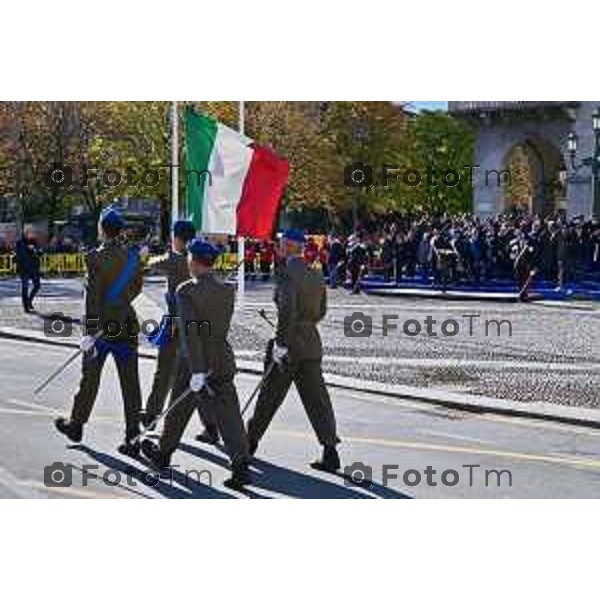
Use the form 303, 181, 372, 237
177, 285, 207, 373
275, 274, 298, 348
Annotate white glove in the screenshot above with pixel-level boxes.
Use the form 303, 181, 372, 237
190, 372, 207, 393
138, 245, 150, 261
80, 335, 96, 353
273, 344, 289, 365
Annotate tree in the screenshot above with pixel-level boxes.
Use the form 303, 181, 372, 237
405, 110, 474, 214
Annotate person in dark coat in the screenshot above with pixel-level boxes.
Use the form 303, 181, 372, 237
15, 229, 43, 313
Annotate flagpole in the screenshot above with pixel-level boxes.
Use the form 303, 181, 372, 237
171, 100, 179, 225
237, 100, 246, 307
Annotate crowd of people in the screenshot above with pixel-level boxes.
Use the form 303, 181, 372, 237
6, 211, 600, 298
271, 212, 600, 295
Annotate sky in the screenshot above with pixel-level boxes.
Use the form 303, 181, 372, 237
411, 101, 448, 111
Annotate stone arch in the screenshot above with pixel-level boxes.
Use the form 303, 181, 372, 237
501, 136, 566, 215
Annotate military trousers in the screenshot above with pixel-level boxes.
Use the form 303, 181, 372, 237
247, 355, 339, 448
159, 356, 249, 467
70, 345, 142, 438
145, 334, 219, 433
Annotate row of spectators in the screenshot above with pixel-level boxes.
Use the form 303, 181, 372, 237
238, 212, 600, 292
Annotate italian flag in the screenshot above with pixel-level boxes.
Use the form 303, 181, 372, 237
184, 107, 289, 239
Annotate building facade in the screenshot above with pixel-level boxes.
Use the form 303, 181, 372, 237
449, 101, 599, 217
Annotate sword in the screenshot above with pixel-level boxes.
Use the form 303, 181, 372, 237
241, 360, 276, 417
240, 309, 279, 416
33, 327, 104, 395
131, 375, 216, 446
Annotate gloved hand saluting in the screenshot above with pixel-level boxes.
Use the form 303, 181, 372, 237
273, 344, 289, 366
190, 373, 207, 393
80, 335, 96, 353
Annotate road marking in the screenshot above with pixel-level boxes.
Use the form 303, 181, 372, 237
272, 429, 600, 471
418, 429, 495, 446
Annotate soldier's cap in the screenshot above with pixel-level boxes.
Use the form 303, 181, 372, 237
187, 238, 220, 264
172, 220, 196, 241
281, 228, 305, 244
99, 206, 126, 230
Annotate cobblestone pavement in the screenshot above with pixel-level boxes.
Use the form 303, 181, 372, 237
2, 277, 600, 409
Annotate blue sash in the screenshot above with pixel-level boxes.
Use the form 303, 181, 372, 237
146, 292, 177, 349
104, 248, 139, 305
87, 338, 135, 364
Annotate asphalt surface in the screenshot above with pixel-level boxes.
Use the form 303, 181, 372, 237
1, 336, 600, 498
4, 277, 600, 411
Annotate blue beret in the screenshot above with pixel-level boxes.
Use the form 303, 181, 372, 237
187, 238, 220, 262
172, 220, 196, 240
282, 228, 305, 243
100, 206, 125, 230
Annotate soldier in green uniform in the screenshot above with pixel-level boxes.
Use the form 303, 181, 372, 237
54, 207, 144, 457
246, 229, 341, 472
142, 239, 250, 489
143, 220, 219, 444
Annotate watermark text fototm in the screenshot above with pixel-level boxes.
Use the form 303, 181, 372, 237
344, 462, 513, 488
344, 162, 511, 189
343, 312, 512, 338
43, 312, 212, 341
43, 162, 211, 191
44, 461, 213, 490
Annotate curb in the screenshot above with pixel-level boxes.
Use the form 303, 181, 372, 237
1, 325, 600, 430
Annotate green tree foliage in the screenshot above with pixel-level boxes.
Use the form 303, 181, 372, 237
0, 102, 474, 239
405, 110, 474, 214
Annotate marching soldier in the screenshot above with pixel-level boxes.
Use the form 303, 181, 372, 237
142, 239, 250, 489
54, 206, 144, 457
143, 220, 219, 444
246, 229, 341, 473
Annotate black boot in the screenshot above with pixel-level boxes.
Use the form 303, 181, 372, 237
118, 424, 141, 458
195, 425, 220, 445
224, 463, 251, 491
141, 439, 171, 470
311, 445, 340, 473
54, 417, 83, 443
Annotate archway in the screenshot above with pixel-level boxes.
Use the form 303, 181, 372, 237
502, 138, 566, 215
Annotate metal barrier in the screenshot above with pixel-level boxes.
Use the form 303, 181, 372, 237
0, 253, 86, 276
0, 251, 241, 277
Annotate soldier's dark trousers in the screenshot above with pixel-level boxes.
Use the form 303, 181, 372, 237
145, 335, 218, 432
70, 348, 142, 438
159, 358, 248, 467
20, 273, 40, 310
145, 336, 178, 418
247, 358, 339, 447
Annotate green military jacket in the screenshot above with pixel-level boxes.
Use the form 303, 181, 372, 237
148, 250, 190, 313
84, 238, 143, 342
176, 273, 236, 377
274, 255, 327, 361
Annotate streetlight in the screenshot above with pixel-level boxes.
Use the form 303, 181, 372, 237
566, 107, 600, 217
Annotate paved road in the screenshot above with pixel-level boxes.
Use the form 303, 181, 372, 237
1, 337, 600, 498
3, 277, 600, 409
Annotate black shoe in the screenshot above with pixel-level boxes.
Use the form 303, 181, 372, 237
311, 445, 340, 473
141, 439, 170, 470
224, 465, 251, 491
195, 427, 220, 445
54, 417, 83, 443
117, 439, 141, 458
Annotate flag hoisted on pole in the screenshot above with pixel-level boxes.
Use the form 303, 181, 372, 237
170, 100, 179, 224
182, 103, 289, 301
238, 100, 245, 307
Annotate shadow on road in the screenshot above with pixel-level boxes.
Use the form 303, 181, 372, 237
178, 441, 411, 499
71, 444, 238, 499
